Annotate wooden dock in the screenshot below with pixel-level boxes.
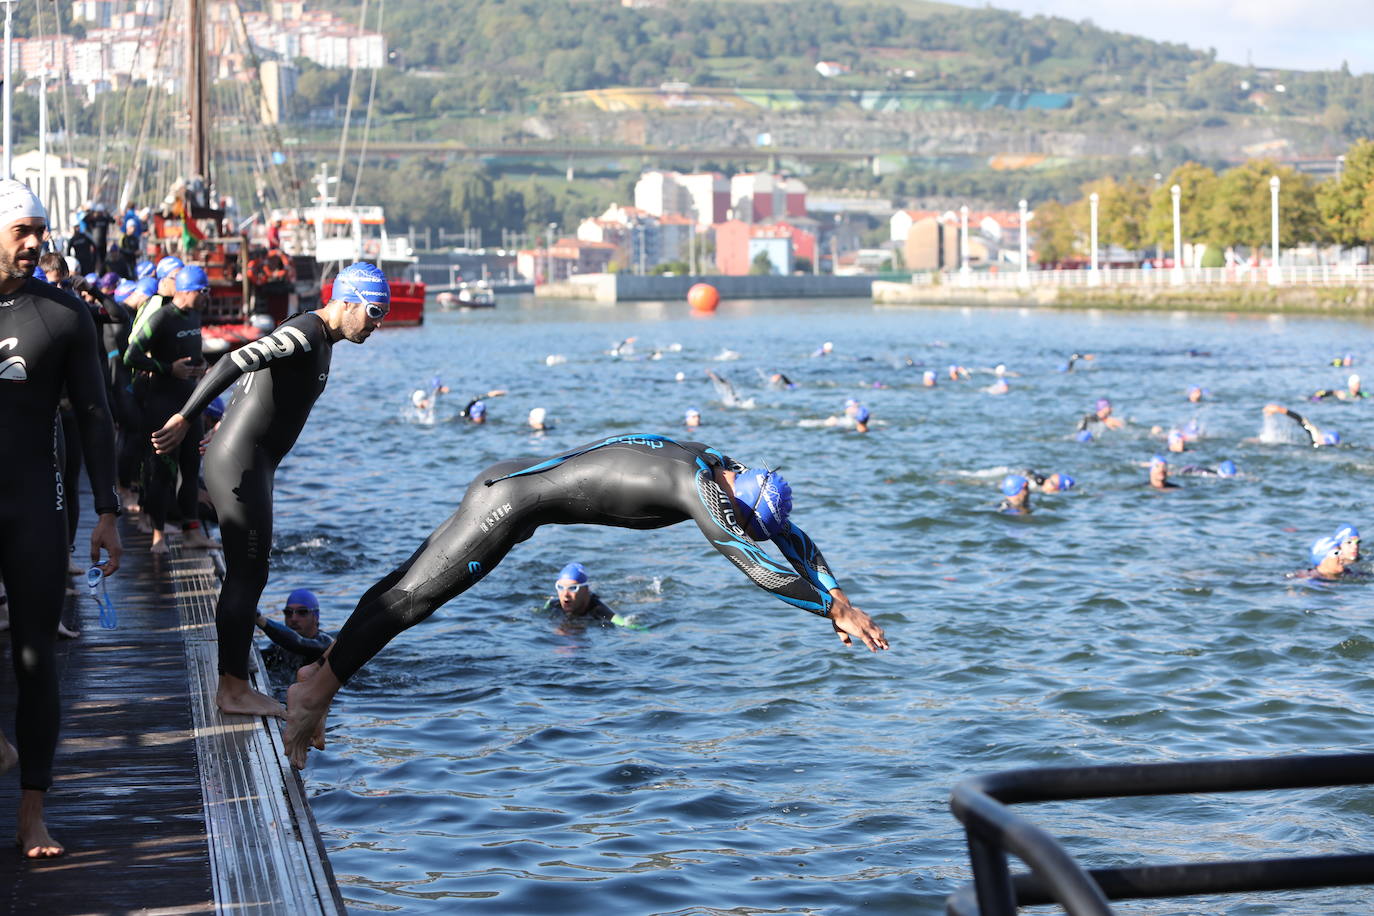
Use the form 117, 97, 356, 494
0, 505, 343, 915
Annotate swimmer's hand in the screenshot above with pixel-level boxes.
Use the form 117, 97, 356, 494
1263, 403, 1287, 416
91, 512, 123, 576
486, 389, 508, 398
151, 413, 190, 455
828, 589, 889, 652
171, 356, 205, 380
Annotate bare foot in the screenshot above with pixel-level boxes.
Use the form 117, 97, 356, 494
17, 790, 63, 859
216, 675, 285, 719
181, 528, 220, 550
56, 623, 81, 640
149, 531, 168, 555
0, 739, 16, 776
284, 681, 333, 770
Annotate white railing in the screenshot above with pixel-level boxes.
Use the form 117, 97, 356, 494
911, 265, 1374, 289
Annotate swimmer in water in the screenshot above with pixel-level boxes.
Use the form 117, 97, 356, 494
460, 389, 508, 424
922, 370, 937, 387
610, 337, 637, 358
987, 378, 1010, 395
1166, 429, 1186, 453
1290, 536, 1351, 581
528, 407, 552, 431
948, 365, 970, 381
812, 341, 834, 357
1058, 352, 1094, 373
1261, 403, 1339, 447
1187, 385, 1205, 403
1027, 472, 1075, 493
1176, 459, 1238, 477
853, 405, 871, 434
999, 474, 1031, 514
282, 435, 888, 769
684, 407, 701, 428
706, 369, 753, 408
765, 371, 796, 390
1148, 454, 1178, 489
1077, 397, 1125, 433
542, 562, 615, 629
1330, 353, 1355, 368
1311, 374, 1368, 401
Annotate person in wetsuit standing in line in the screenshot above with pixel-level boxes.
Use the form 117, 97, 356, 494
151, 262, 390, 717
282, 434, 890, 769
0, 179, 123, 857
124, 264, 217, 553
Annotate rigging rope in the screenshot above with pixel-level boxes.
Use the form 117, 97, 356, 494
349, 0, 384, 207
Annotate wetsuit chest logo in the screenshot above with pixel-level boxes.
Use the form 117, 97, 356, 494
0, 337, 27, 381
478, 502, 513, 533
230, 326, 311, 372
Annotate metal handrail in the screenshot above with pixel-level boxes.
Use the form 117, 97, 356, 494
947, 752, 1374, 915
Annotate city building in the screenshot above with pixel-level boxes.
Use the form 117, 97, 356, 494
714, 220, 798, 275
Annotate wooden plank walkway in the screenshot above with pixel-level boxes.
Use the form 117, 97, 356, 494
0, 496, 343, 915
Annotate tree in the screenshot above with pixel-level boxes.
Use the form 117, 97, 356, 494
1145, 163, 1219, 247
749, 251, 775, 275
1208, 160, 1324, 249
1317, 139, 1374, 248
1031, 199, 1080, 264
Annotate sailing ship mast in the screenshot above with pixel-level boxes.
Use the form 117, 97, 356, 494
186, 0, 210, 190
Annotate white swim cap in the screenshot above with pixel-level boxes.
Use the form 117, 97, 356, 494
411, 389, 426, 407
528, 407, 547, 426
0, 179, 46, 227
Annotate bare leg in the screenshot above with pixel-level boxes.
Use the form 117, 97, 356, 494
17, 789, 62, 858
181, 525, 220, 549
149, 527, 168, 554
284, 662, 341, 770
216, 674, 285, 718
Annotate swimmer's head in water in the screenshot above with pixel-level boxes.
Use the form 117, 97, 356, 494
1075, 429, 1094, 442
1335, 524, 1360, 545
1001, 474, 1028, 496
854, 406, 871, 424
1349, 374, 1361, 393
923, 370, 937, 385
1217, 459, 1238, 478
1323, 431, 1341, 446
1151, 454, 1168, 468
529, 407, 548, 429
732, 469, 792, 540
684, 408, 701, 426
1335, 524, 1361, 562
411, 389, 427, 408
1045, 473, 1075, 492
556, 562, 588, 586
285, 588, 320, 612
1310, 535, 1342, 567
1095, 397, 1112, 414
1167, 430, 1185, 451
469, 400, 486, 421
1187, 385, 1203, 402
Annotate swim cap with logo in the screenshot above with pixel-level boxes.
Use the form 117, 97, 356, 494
135, 276, 158, 298
1322, 431, 1341, 446
1310, 536, 1341, 567
155, 256, 184, 279
1151, 454, 1168, 467
175, 264, 210, 292
469, 400, 486, 419
1053, 474, 1076, 491
113, 278, 137, 301
1217, 460, 1238, 477
732, 469, 792, 540
556, 562, 588, 585
855, 406, 871, 423
333, 261, 390, 308
136, 261, 156, 279
1000, 474, 1028, 496
1334, 524, 1359, 544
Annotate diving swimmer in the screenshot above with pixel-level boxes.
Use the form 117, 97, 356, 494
150, 261, 390, 718
1261, 403, 1339, 447
283, 435, 889, 769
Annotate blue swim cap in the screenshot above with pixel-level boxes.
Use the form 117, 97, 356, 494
1075, 429, 1093, 442
685, 407, 701, 419
556, 562, 588, 585
204, 396, 227, 423
1323, 431, 1341, 446
1056, 474, 1076, 491
843, 398, 859, 409
1217, 459, 1238, 478
1151, 454, 1168, 467
1334, 524, 1360, 544
135, 276, 158, 297
83, 271, 98, 285
175, 264, 209, 292
1000, 474, 1028, 496
32, 265, 48, 283
136, 260, 156, 279
285, 588, 319, 611
855, 406, 871, 423
333, 261, 391, 308
1057, 362, 1069, 372
469, 400, 486, 419
113, 278, 137, 302
732, 468, 792, 540
155, 255, 183, 280
1310, 536, 1341, 567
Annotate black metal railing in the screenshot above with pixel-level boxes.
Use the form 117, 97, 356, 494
947, 752, 1374, 915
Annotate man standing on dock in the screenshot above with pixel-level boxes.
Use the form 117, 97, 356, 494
0, 178, 123, 858
151, 262, 390, 718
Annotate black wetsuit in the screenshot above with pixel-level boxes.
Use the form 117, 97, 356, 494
326, 435, 841, 683
124, 298, 203, 530
259, 619, 333, 686
0, 278, 118, 792
540, 594, 615, 623
174, 311, 335, 679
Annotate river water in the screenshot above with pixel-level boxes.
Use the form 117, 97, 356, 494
265, 297, 1374, 914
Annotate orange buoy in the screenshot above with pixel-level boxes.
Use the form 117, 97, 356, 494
687, 282, 720, 312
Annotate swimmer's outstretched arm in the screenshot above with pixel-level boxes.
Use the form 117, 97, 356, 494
772, 521, 888, 651
1263, 403, 1322, 446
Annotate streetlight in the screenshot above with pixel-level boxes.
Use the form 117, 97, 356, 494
1088, 192, 1100, 286
544, 222, 557, 285
1018, 198, 1029, 287
1337, 155, 1346, 179
1170, 184, 1183, 286
959, 204, 969, 280
1, 0, 17, 178
1268, 175, 1281, 286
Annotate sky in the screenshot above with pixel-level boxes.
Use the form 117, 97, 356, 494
946, 0, 1374, 74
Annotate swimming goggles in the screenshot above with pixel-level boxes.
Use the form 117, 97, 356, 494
86, 566, 117, 629
555, 582, 585, 594
333, 273, 389, 320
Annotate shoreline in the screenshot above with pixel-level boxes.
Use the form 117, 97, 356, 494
872, 280, 1374, 314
